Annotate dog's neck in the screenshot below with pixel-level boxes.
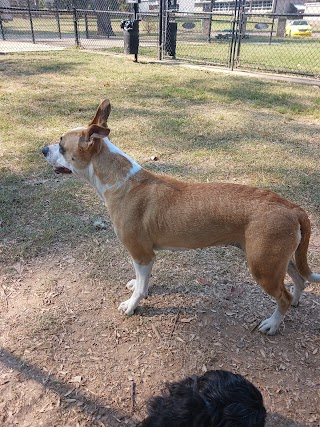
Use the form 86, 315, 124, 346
82, 137, 142, 203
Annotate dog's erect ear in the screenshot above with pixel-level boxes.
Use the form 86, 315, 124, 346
79, 124, 110, 152
88, 98, 111, 128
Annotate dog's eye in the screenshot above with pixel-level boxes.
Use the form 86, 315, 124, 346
72, 157, 75, 161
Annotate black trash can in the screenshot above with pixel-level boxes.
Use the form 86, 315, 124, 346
165, 21, 177, 57
121, 19, 139, 55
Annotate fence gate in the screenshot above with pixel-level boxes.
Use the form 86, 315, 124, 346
161, 0, 237, 67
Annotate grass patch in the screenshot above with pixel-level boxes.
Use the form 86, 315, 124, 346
0, 50, 319, 265
173, 38, 320, 75
106, 36, 320, 75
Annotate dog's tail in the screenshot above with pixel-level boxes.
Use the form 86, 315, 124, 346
295, 209, 320, 283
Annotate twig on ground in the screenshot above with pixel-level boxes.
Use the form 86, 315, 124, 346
131, 380, 136, 413
250, 321, 260, 333
1, 284, 9, 310
151, 324, 161, 342
169, 310, 180, 339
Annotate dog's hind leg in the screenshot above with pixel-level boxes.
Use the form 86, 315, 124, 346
245, 218, 302, 334
246, 241, 294, 335
257, 284, 293, 335
287, 260, 306, 307
118, 258, 154, 315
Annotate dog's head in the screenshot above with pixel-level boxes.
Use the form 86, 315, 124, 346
42, 98, 111, 175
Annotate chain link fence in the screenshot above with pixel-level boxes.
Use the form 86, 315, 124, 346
236, 3, 320, 76
163, 0, 320, 76
0, 0, 159, 52
0, 0, 319, 77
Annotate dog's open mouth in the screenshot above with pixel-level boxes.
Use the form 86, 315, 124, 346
54, 166, 72, 174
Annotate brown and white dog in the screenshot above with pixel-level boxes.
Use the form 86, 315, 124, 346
42, 98, 320, 335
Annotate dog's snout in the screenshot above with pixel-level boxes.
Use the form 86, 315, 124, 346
42, 146, 49, 157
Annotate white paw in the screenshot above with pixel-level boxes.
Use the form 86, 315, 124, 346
118, 299, 135, 316
258, 317, 280, 335
126, 279, 136, 291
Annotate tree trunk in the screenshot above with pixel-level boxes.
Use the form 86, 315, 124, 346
95, 0, 115, 37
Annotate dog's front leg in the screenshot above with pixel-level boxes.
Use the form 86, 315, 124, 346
118, 259, 154, 315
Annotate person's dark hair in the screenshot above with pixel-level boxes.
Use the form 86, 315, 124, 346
139, 370, 266, 427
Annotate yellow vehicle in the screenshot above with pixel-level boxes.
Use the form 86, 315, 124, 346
285, 20, 312, 37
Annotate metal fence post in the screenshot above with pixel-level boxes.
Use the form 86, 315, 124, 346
163, 0, 169, 58
269, 17, 275, 45
228, 0, 239, 69
0, 14, 5, 41
235, 0, 246, 66
84, 13, 89, 39
133, 1, 139, 62
73, 7, 80, 47
27, 0, 35, 44
158, 0, 164, 60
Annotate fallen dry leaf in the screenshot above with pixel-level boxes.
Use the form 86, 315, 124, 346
197, 277, 212, 286
70, 376, 82, 383
180, 317, 196, 323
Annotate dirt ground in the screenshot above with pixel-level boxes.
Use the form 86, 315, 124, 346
0, 180, 319, 427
